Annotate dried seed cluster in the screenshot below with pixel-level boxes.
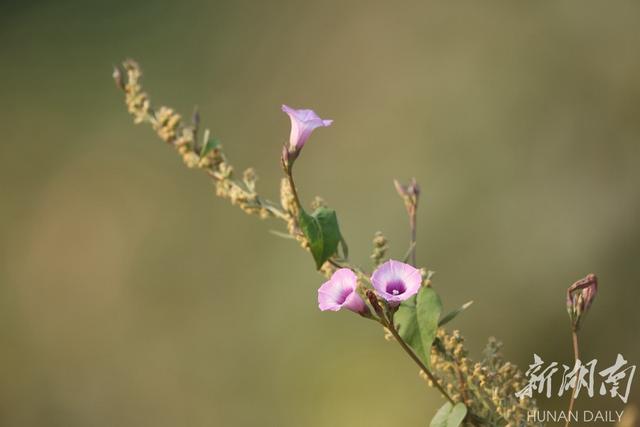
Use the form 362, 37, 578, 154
370, 231, 388, 266
115, 60, 285, 221
424, 330, 543, 427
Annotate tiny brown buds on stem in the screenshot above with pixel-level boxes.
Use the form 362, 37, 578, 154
371, 231, 388, 267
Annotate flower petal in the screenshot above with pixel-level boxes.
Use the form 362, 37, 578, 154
317, 268, 362, 312
282, 105, 332, 151
371, 259, 422, 303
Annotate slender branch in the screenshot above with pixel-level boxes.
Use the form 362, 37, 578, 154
281, 150, 303, 211
205, 170, 289, 220
564, 329, 580, 427
409, 208, 417, 266
287, 171, 302, 210
571, 329, 579, 362
394, 179, 419, 266
383, 313, 455, 405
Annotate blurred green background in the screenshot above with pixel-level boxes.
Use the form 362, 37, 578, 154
1, 1, 639, 426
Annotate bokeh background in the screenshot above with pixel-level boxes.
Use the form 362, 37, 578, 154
1, 1, 639, 426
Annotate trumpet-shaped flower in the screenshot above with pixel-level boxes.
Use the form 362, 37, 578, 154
282, 105, 333, 153
371, 259, 422, 304
318, 268, 365, 313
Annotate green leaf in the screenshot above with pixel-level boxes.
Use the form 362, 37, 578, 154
394, 287, 442, 369
298, 207, 343, 269
438, 300, 473, 327
314, 208, 341, 263
339, 235, 349, 260
394, 295, 425, 363
200, 130, 221, 157
430, 402, 452, 427
299, 210, 322, 267
430, 402, 468, 427
448, 403, 468, 427
416, 286, 442, 367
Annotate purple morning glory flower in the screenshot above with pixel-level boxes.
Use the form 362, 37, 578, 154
318, 268, 366, 313
371, 260, 422, 304
282, 105, 333, 152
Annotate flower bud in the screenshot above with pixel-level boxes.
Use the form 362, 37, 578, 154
394, 178, 420, 212
371, 231, 388, 267
366, 289, 385, 319
566, 273, 598, 331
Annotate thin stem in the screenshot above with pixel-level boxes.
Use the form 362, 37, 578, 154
384, 314, 455, 405
282, 153, 302, 211
205, 170, 288, 221
409, 208, 417, 266
564, 329, 580, 427
287, 171, 302, 210
571, 329, 579, 361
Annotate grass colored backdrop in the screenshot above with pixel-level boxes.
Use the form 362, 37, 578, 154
1, 1, 639, 426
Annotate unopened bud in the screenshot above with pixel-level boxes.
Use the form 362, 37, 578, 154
567, 273, 598, 331
394, 178, 420, 211
366, 289, 385, 320
373, 231, 387, 248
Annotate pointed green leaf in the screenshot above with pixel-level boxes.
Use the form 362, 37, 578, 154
394, 295, 425, 364
299, 210, 323, 268
394, 286, 442, 369
438, 301, 473, 327
447, 403, 468, 427
416, 286, 442, 368
339, 234, 349, 260
298, 207, 344, 269
314, 208, 341, 265
430, 402, 467, 427
430, 402, 453, 427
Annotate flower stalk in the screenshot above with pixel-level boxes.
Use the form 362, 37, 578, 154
387, 308, 456, 405
564, 273, 598, 427
395, 179, 420, 266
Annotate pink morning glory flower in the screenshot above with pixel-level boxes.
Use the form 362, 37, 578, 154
371, 260, 422, 304
282, 105, 333, 153
318, 268, 366, 313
